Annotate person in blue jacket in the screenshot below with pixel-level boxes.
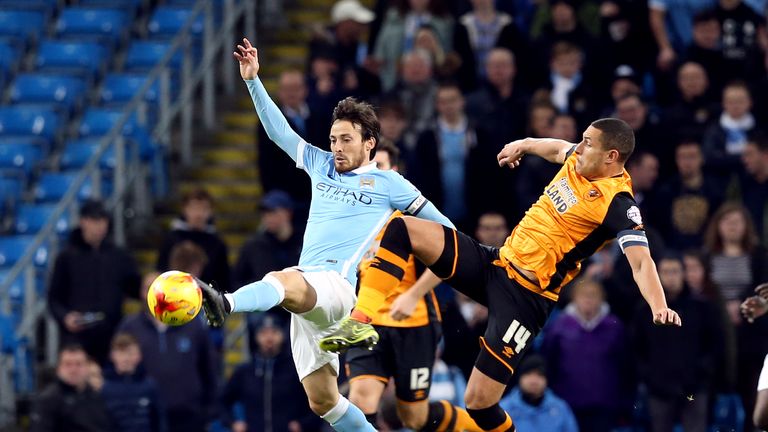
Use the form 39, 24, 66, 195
499, 354, 579, 432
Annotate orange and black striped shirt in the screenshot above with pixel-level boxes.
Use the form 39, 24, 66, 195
358, 212, 441, 327
498, 147, 648, 301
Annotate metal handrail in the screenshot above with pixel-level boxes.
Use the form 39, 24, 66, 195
0, 0, 257, 415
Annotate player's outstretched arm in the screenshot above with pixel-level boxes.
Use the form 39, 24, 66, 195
624, 245, 682, 326
389, 269, 441, 320
234, 38, 303, 162
497, 137, 574, 168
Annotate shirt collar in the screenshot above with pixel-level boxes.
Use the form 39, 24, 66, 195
347, 161, 377, 175
438, 116, 468, 133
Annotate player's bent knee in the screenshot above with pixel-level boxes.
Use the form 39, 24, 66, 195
308, 395, 338, 417
348, 383, 382, 413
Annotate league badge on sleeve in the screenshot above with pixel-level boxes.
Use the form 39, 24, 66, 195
627, 206, 643, 226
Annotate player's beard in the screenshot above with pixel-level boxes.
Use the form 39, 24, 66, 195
335, 148, 367, 173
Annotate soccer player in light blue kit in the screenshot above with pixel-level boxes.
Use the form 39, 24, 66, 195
198, 38, 454, 432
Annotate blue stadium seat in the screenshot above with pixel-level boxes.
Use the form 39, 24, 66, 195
147, 6, 204, 38
710, 393, 745, 432
34, 172, 103, 203
0, 177, 23, 202
99, 73, 160, 105
9, 74, 87, 112
0, 42, 22, 77
0, 106, 61, 143
124, 40, 183, 71
55, 8, 130, 47
78, 107, 141, 136
78, 0, 141, 17
60, 139, 116, 170
0, 0, 57, 14
15, 203, 70, 235
0, 141, 44, 175
0, 311, 16, 353
0, 10, 46, 44
35, 40, 108, 80
0, 235, 49, 268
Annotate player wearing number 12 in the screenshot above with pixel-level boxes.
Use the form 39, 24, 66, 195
320, 118, 683, 431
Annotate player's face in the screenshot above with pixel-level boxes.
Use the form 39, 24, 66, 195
330, 120, 374, 173
574, 126, 609, 178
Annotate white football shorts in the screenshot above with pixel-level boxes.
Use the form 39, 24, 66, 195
288, 268, 356, 381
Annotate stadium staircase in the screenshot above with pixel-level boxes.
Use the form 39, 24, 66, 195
131, 0, 338, 376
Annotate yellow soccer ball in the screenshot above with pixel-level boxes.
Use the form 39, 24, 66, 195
147, 271, 202, 326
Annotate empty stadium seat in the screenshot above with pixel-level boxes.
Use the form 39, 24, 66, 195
124, 40, 183, 71
0, 235, 49, 268
33, 172, 104, 203
0, 10, 46, 44
35, 40, 108, 80
60, 139, 116, 170
15, 203, 70, 235
710, 393, 745, 432
55, 8, 130, 47
78, 0, 141, 17
0, 106, 61, 144
148, 6, 204, 38
0, 177, 23, 202
0, 141, 44, 175
100, 73, 161, 105
78, 107, 141, 136
0, 42, 21, 76
9, 74, 87, 112
0, 0, 57, 14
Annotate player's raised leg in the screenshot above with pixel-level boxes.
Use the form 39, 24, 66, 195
319, 216, 446, 352
464, 369, 514, 431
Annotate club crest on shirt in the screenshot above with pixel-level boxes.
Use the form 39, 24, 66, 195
359, 177, 376, 190
584, 188, 602, 201
627, 206, 643, 225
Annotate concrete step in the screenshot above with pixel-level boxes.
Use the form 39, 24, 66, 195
135, 249, 158, 268
179, 181, 261, 200
202, 148, 257, 164
184, 165, 258, 181
264, 44, 308, 62
215, 130, 256, 146
287, 10, 328, 27
222, 112, 260, 129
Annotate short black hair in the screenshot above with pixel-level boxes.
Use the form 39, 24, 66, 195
376, 140, 401, 169
332, 97, 380, 160
591, 118, 636, 162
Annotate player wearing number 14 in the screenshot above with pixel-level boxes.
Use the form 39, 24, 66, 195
321, 118, 683, 431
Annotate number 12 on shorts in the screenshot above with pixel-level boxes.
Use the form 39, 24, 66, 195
410, 367, 430, 390
502, 319, 531, 354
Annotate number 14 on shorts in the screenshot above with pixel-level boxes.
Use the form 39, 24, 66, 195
502, 320, 531, 354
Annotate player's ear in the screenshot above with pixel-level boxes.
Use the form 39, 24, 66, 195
606, 148, 620, 163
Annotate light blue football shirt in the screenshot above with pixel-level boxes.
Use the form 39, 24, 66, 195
246, 78, 454, 285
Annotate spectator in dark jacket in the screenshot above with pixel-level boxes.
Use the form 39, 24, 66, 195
48, 200, 141, 365
221, 313, 321, 432
543, 279, 631, 432
118, 273, 218, 432
740, 132, 768, 242
233, 190, 303, 288
156, 187, 231, 292
633, 254, 724, 432
30, 344, 113, 432
102, 333, 166, 432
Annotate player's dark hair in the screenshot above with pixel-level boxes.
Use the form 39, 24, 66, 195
58, 343, 87, 359
590, 117, 635, 163
376, 140, 400, 169
332, 97, 380, 160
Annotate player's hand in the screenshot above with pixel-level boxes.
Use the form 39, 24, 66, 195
497, 140, 527, 169
389, 292, 419, 321
233, 37, 259, 80
741, 295, 768, 323
755, 282, 768, 300
231, 421, 247, 432
652, 307, 681, 326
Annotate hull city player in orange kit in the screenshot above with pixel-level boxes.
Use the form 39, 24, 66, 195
321, 118, 682, 431
346, 142, 481, 432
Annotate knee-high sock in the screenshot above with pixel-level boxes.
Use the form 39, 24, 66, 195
355, 217, 412, 320
227, 275, 285, 313
467, 405, 515, 432
422, 400, 483, 432
322, 395, 377, 432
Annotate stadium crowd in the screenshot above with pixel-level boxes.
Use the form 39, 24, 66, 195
26, 0, 768, 431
